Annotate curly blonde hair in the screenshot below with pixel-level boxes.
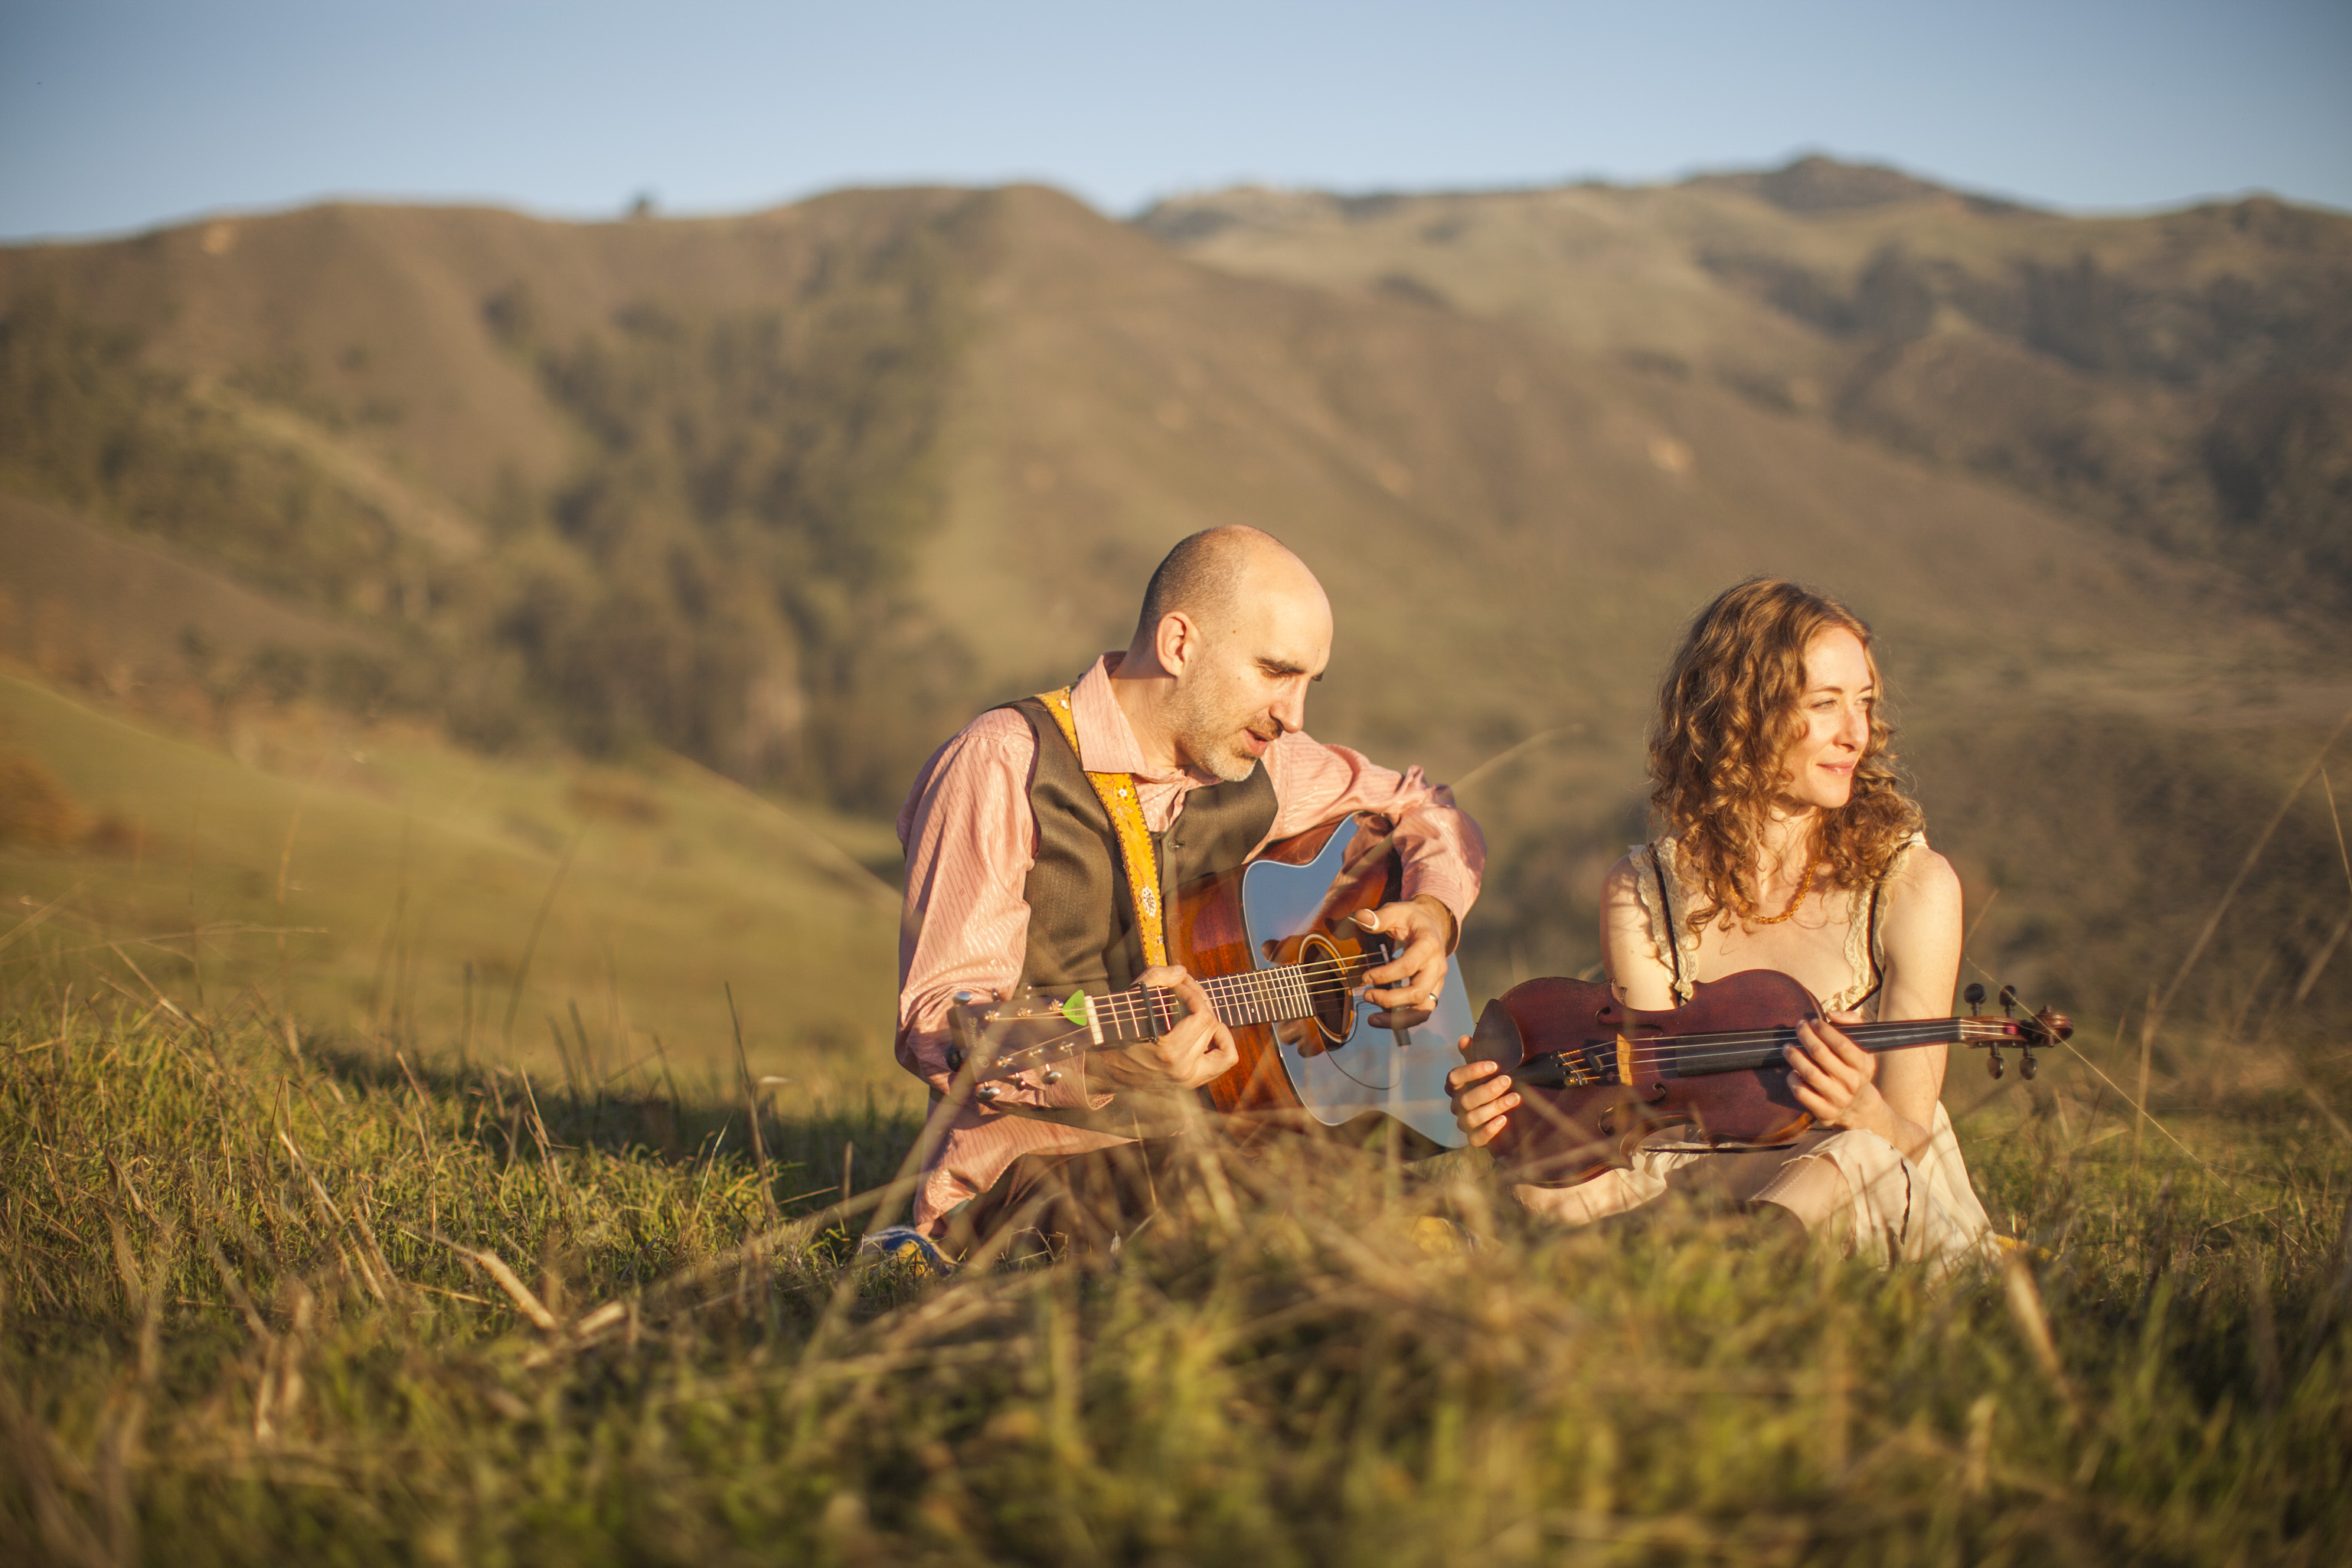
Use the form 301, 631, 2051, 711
1649, 578, 1922, 934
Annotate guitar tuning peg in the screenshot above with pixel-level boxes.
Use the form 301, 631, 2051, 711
1042, 1069, 1063, 1085
954, 990, 975, 1004
975, 1083, 1001, 1101
1963, 983, 1985, 1014
944, 1045, 965, 1073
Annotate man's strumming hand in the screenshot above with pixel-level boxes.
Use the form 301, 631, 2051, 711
1354, 895, 1455, 1026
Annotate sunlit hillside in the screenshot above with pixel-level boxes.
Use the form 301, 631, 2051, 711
1140, 157, 2352, 612
0, 667, 900, 1088
2, 158, 2347, 1088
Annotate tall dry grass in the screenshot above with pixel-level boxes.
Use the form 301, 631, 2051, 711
2, 979, 2347, 1565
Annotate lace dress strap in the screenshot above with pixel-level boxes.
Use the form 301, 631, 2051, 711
1824, 831, 1927, 1017
1629, 840, 1700, 1004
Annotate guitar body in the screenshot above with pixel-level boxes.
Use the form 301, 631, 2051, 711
1468, 969, 1845, 1184
1179, 814, 1472, 1148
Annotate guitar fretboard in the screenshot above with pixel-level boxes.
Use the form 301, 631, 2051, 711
1084, 952, 1378, 1041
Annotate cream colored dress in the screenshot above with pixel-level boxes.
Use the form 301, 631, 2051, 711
1589, 835, 1998, 1275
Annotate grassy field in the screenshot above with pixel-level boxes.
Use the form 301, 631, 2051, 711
4, 170, 2349, 1560
2, 969, 2347, 1563
0, 668, 902, 1091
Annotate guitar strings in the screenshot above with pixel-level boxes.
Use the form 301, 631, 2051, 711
1084, 959, 1388, 1037
975, 948, 1433, 1072
1086, 950, 1392, 1021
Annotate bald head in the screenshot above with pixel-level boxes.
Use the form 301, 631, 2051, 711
1114, 525, 1333, 780
1133, 525, 1316, 645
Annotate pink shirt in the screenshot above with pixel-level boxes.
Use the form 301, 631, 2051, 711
894, 653, 1485, 1230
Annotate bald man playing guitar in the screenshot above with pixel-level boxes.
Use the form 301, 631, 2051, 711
887, 526, 1484, 1261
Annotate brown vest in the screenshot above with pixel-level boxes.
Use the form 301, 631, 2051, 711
1002, 695, 1278, 996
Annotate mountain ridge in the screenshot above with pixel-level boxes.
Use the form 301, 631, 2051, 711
3, 161, 2347, 1057
1136, 158, 2352, 620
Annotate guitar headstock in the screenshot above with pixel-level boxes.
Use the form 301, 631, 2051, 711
1962, 982, 2073, 1080
942, 988, 1105, 1099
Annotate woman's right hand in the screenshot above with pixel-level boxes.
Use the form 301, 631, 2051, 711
1446, 1040, 1521, 1147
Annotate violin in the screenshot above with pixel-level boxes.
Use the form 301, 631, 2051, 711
1464, 970, 2070, 1184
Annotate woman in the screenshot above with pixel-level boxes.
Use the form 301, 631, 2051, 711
1449, 578, 1995, 1269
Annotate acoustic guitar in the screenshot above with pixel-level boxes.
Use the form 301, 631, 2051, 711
944, 812, 1472, 1147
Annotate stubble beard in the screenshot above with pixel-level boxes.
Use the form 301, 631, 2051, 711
1168, 678, 1260, 783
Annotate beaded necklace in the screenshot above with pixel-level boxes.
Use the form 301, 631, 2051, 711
1750, 859, 1816, 926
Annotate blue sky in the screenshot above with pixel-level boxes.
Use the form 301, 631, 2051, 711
2, 1, 2347, 240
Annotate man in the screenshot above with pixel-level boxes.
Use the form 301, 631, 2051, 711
890, 525, 1484, 1258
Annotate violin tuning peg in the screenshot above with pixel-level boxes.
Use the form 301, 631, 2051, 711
1986, 1046, 2004, 1080
2020, 1051, 2038, 1081
1998, 985, 2020, 1015
1963, 983, 1985, 1014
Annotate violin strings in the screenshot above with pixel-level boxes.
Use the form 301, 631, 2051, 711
1612, 1019, 2005, 1054
1617, 1021, 2003, 1065
1578, 1023, 2008, 1077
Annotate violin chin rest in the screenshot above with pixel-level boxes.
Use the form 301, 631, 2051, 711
1467, 998, 1526, 1071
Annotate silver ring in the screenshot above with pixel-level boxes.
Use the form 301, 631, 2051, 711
1425, 991, 1440, 1007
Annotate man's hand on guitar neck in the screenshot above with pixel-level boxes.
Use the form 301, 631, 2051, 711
1353, 895, 1456, 1027
1088, 966, 1242, 1093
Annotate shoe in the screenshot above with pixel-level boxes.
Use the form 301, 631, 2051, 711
858, 1226, 953, 1276
1413, 1216, 1478, 1256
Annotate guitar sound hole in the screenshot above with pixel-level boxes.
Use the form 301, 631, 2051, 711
1298, 933, 1357, 1046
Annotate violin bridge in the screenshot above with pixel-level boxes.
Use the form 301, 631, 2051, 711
1615, 1035, 1637, 1086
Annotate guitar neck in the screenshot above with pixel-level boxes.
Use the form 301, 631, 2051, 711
1083, 960, 1361, 1043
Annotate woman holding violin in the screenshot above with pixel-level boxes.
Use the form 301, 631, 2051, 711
1448, 578, 1997, 1269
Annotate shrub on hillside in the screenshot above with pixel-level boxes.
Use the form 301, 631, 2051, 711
482, 198, 988, 808
0, 752, 82, 846
0, 289, 412, 614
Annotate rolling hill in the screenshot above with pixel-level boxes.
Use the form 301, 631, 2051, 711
3, 158, 2347, 1083
1138, 157, 2352, 614
0, 666, 903, 1091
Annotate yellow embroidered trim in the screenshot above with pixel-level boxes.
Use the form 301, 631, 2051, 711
1037, 687, 1167, 969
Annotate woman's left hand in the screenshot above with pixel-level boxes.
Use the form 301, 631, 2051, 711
1783, 1011, 1887, 1133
